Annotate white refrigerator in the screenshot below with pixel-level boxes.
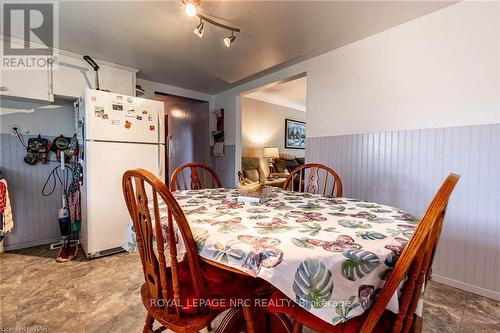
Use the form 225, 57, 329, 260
76, 89, 165, 258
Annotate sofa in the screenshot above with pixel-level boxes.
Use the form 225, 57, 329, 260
271, 157, 304, 189
241, 156, 305, 188
272, 157, 305, 177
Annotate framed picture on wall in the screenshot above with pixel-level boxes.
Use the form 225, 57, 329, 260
285, 119, 306, 149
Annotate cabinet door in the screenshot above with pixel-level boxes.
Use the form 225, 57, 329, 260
53, 53, 135, 98
0, 38, 52, 102
98, 65, 135, 96
52, 53, 94, 98
0, 68, 52, 101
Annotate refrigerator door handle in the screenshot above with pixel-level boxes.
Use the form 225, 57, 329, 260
167, 135, 173, 158
158, 145, 163, 181
157, 112, 164, 182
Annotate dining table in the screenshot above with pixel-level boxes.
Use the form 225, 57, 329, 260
122, 187, 422, 332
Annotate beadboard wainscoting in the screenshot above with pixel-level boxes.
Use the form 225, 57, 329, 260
210, 144, 236, 187
306, 123, 500, 300
0, 135, 64, 250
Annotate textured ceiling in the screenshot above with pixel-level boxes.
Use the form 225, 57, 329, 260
55, 1, 453, 94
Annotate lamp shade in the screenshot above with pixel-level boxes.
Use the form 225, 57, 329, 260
264, 147, 280, 159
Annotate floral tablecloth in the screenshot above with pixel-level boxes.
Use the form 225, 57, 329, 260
123, 187, 421, 326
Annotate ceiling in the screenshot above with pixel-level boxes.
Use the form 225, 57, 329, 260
245, 76, 307, 111
53, 1, 453, 94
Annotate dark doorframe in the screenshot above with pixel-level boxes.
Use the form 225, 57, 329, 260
153, 94, 170, 185
154, 91, 210, 186
164, 113, 169, 182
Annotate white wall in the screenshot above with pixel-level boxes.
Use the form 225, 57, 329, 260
212, 1, 500, 300
214, 1, 500, 142
0, 98, 76, 251
306, 0, 499, 138
0, 99, 75, 136
242, 97, 305, 175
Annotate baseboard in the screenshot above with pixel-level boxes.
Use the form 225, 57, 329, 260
1, 236, 62, 252
432, 274, 500, 301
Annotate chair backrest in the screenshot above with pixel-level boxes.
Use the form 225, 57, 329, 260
170, 162, 222, 191
123, 168, 204, 317
360, 173, 460, 333
282, 163, 343, 197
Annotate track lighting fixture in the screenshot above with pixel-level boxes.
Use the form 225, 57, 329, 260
181, 0, 240, 47
224, 32, 236, 47
193, 19, 204, 38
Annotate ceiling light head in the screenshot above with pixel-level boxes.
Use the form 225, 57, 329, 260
182, 0, 200, 17
185, 4, 196, 17
224, 32, 236, 47
193, 19, 204, 38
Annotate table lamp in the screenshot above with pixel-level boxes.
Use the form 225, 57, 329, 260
264, 147, 280, 173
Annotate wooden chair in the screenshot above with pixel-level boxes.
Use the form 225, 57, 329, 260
268, 173, 460, 333
282, 163, 343, 197
170, 162, 222, 191
123, 168, 256, 333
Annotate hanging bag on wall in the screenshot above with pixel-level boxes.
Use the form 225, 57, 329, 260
24, 135, 49, 165
51, 135, 72, 163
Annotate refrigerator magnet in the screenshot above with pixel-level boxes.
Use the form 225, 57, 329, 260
142, 110, 148, 114
148, 115, 153, 121
136, 115, 143, 121
94, 106, 105, 117
111, 119, 121, 126
126, 109, 135, 117
149, 125, 155, 131
125, 120, 132, 129
112, 103, 123, 111
102, 114, 109, 120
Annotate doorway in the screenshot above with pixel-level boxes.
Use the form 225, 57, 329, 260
154, 92, 210, 181
238, 74, 307, 186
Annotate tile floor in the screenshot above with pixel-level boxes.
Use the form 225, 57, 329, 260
1, 246, 499, 333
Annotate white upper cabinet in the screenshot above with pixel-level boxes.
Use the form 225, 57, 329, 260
0, 36, 137, 101
0, 66, 53, 102
0, 39, 53, 102
97, 64, 136, 97
53, 53, 137, 98
52, 53, 93, 98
